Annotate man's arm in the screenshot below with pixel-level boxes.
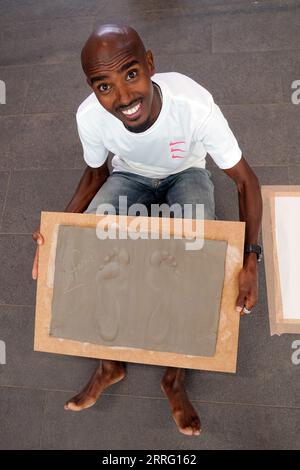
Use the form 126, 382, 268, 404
32, 162, 109, 279
223, 155, 262, 314
64, 162, 110, 213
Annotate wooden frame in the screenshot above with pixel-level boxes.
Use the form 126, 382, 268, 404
262, 186, 300, 335
34, 211, 245, 373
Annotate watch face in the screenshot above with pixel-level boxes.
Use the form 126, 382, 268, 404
245, 244, 263, 262
254, 245, 263, 262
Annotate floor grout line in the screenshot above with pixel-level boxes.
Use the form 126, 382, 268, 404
98, 393, 300, 410
0, 303, 35, 308
209, 16, 213, 55
0, 14, 95, 30
38, 391, 48, 451
12, 167, 83, 170
0, 3, 298, 31
250, 164, 290, 167
1, 384, 300, 411
221, 102, 299, 107
0, 49, 297, 68
21, 65, 33, 115
0, 232, 37, 235
0, 102, 298, 119
0, 58, 80, 69
0, 111, 75, 118
0, 170, 11, 232
287, 166, 291, 184
0, 384, 76, 393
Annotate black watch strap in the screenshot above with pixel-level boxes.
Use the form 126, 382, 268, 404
244, 244, 263, 263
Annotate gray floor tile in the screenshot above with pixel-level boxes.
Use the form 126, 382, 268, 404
200, 402, 300, 450
41, 391, 177, 450
282, 104, 300, 164
207, 161, 238, 221
221, 104, 287, 166
0, 304, 129, 395
93, 12, 212, 55
0, 0, 102, 25
207, 162, 288, 222
0, 234, 36, 305
252, 165, 289, 185
156, 51, 283, 105
0, 116, 21, 170
0, 114, 81, 170
213, 9, 300, 53
25, 63, 90, 114
280, 51, 300, 103
186, 267, 300, 408
74, 152, 87, 170
0, 171, 10, 229
0, 16, 94, 66
1, 169, 83, 233
0, 386, 45, 449
40, 390, 300, 449
288, 165, 300, 184
0, 66, 32, 115
127, 208, 300, 409
96, 0, 241, 15
96, 0, 290, 18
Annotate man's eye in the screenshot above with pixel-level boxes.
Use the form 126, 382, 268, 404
127, 70, 137, 80
98, 84, 110, 92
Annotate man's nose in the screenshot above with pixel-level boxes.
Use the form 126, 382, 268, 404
116, 85, 132, 107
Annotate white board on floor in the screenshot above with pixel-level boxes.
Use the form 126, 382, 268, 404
275, 196, 300, 320
262, 186, 300, 335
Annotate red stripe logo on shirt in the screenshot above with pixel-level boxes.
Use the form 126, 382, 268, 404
169, 141, 186, 159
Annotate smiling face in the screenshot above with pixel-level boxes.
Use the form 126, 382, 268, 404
82, 25, 161, 133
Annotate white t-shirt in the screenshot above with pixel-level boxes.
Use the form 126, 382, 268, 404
76, 72, 242, 178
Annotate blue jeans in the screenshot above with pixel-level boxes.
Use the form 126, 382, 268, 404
85, 167, 216, 220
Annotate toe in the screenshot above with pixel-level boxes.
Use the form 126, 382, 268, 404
150, 250, 162, 266
192, 417, 201, 435
174, 415, 194, 436
64, 401, 77, 411
119, 248, 130, 266
64, 398, 95, 411
181, 425, 194, 436
64, 398, 83, 411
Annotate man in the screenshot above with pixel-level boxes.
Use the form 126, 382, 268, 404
32, 24, 262, 436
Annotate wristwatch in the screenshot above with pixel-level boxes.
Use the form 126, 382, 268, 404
244, 244, 263, 263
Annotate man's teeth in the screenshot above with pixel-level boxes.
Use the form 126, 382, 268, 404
121, 102, 141, 116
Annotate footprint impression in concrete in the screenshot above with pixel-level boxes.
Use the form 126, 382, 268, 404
95, 247, 130, 342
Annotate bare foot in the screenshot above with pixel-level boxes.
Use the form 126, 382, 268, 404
64, 361, 126, 411
161, 375, 201, 436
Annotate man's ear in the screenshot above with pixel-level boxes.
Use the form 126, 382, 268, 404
146, 50, 155, 77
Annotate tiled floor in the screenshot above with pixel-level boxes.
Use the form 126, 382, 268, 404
0, 0, 300, 450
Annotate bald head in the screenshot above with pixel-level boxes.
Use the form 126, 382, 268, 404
80, 24, 158, 133
81, 24, 147, 76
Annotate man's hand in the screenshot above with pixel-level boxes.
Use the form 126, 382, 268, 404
235, 263, 258, 315
32, 228, 44, 280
